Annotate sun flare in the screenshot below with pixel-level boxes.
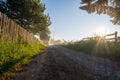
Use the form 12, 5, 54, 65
95, 27, 109, 36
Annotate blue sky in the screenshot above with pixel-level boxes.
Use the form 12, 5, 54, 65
41, 0, 120, 41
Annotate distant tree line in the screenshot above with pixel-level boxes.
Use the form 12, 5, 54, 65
80, 0, 120, 25
0, 0, 51, 43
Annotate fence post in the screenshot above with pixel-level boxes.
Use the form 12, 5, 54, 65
0, 12, 1, 39
115, 31, 118, 44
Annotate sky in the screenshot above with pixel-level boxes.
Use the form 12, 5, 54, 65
41, 0, 120, 41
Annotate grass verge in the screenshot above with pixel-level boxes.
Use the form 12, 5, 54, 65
64, 40, 120, 61
0, 40, 45, 78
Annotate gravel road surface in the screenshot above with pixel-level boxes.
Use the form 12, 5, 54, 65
12, 46, 120, 80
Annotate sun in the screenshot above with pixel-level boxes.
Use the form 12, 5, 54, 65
95, 27, 108, 36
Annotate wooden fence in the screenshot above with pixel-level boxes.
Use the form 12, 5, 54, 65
83, 31, 120, 43
105, 31, 118, 42
0, 12, 40, 44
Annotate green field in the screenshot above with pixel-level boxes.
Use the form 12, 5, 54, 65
0, 40, 45, 78
64, 39, 120, 61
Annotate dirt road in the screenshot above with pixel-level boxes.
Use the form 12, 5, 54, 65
13, 46, 120, 80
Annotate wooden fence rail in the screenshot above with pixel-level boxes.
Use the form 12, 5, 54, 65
0, 12, 40, 44
83, 31, 120, 43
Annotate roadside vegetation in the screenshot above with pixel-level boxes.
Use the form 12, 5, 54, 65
79, 0, 120, 61
0, 0, 50, 78
64, 39, 120, 61
0, 40, 45, 78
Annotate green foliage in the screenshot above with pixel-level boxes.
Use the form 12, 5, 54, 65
80, 0, 120, 25
0, 0, 51, 43
65, 40, 95, 54
0, 40, 44, 77
64, 40, 120, 61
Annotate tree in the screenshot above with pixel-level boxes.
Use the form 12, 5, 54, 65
40, 30, 50, 44
0, 0, 51, 43
80, 0, 120, 25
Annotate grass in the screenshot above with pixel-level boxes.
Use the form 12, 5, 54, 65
0, 40, 45, 78
64, 39, 120, 61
